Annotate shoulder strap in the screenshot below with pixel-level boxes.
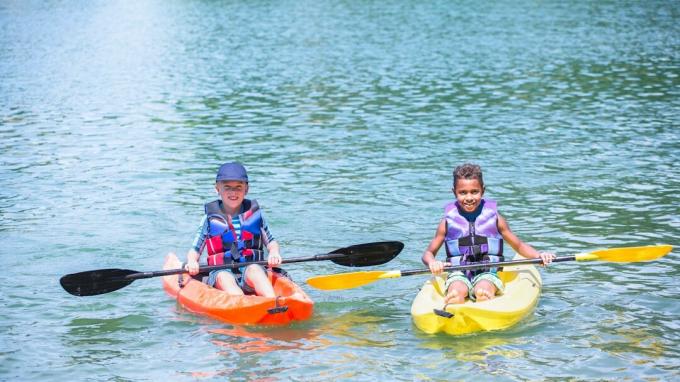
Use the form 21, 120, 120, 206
204, 199, 223, 216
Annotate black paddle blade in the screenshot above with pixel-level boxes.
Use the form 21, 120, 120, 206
330, 241, 404, 267
60, 269, 138, 296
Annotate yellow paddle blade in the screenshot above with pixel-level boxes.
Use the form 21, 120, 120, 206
576, 245, 673, 262
306, 270, 402, 291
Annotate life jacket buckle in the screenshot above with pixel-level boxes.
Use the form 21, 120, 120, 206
229, 242, 241, 261
471, 244, 482, 257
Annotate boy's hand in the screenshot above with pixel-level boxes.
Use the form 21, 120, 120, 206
268, 252, 282, 267
428, 260, 445, 275
185, 260, 200, 275
538, 252, 556, 266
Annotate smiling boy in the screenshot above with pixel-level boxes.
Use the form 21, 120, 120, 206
422, 163, 555, 304
184, 162, 282, 297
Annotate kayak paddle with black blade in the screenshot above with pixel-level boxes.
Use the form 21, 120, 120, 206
61, 241, 404, 296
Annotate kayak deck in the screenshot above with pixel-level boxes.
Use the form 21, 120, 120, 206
162, 253, 314, 325
410, 261, 542, 335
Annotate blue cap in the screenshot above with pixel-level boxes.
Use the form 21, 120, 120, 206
216, 162, 248, 183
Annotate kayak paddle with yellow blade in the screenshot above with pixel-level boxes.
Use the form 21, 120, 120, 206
306, 244, 673, 291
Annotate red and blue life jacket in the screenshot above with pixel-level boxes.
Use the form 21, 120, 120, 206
444, 199, 505, 279
204, 199, 265, 266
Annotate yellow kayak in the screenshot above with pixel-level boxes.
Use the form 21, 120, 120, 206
410, 261, 542, 335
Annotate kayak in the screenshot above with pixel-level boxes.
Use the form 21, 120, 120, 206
162, 253, 314, 325
410, 260, 542, 335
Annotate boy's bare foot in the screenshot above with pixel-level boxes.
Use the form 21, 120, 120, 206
288, 292, 305, 301
444, 289, 464, 304
475, 289, 495, 302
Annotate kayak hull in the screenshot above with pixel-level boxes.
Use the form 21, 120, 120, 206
410, 261, 542, 335
162, 253, 314, 325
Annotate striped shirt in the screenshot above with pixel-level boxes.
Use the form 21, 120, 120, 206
191, 213, 275, 254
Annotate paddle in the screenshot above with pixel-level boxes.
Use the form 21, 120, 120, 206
61, 241, 404, 296
306, 244, 673, 291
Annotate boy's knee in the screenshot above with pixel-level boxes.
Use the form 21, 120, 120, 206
450, 281, 468, 294
474, 281, 496, 296
214, 272, 238, 290
245, 264, 266, 278
216, 272, 235, 283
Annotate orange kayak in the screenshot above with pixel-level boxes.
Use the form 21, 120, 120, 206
162, 253, 314, 325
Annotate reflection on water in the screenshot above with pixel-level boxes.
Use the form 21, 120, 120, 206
413, 318, 535, 372
209, 326, 326, 354
175, 303, 411, 380
202, 302, 404, 356
63, 315, 154, 365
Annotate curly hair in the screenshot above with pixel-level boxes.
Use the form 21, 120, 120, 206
452, 163, 484, 190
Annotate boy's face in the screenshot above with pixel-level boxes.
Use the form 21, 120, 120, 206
215, 180, 248, 212
452, 178, 484, 213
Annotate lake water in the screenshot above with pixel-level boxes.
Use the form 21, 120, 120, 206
1, 1, 678, 381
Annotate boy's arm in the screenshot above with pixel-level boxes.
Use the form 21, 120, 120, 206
266, 241, 282, 266
422, 219, 447, 274
185, 248, 201, 274
261, 216, 282, 266
186, 216, 208, 275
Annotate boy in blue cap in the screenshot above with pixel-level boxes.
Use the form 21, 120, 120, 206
183, 162, 283, 297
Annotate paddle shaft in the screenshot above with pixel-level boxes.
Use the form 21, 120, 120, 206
306, 244, 672, 291
126, 253, 349, 280
400, 255, 575, 277
61, 241, 404, 296
409, 244, 672, 276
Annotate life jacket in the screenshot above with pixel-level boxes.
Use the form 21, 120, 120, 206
204, 199, 265, 267
444, 199, 504, 279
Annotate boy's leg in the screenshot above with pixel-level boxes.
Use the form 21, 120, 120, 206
443, 271, 472, 304
471, 273, 504, 301
243, 264, 276, 298
214, 271, 245, 295
445, 281, 470, 304
472, 280, 497, 302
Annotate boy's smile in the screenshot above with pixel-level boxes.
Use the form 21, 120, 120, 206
216, 180, 248, 214
453, 178, 484, 213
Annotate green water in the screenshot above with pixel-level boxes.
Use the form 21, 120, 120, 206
1, 1, 678, 380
